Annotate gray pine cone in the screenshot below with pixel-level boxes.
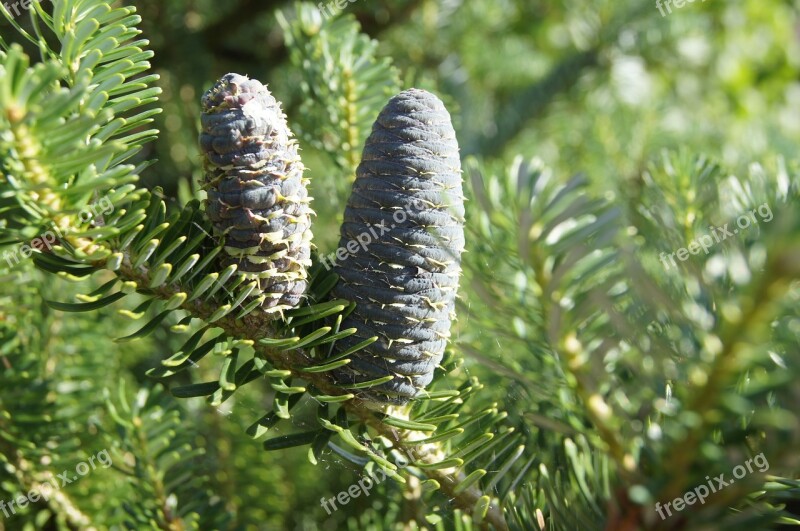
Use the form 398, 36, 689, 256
199, 73, 313, 314
330, 88, 465, 405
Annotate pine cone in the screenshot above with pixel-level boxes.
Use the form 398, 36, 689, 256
199, 73, 313, 314
330, 88, 465, 405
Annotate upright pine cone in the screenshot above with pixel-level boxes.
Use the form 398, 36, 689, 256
199, 73, 313, 314
330, 89, 465, 405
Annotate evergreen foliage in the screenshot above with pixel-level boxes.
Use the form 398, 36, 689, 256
0, 1, 798, 530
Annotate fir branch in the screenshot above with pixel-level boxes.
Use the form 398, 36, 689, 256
103, 250, 510, 528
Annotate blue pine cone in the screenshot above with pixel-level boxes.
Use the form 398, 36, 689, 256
199, 73, 313, 314
330, 88, 465, 405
